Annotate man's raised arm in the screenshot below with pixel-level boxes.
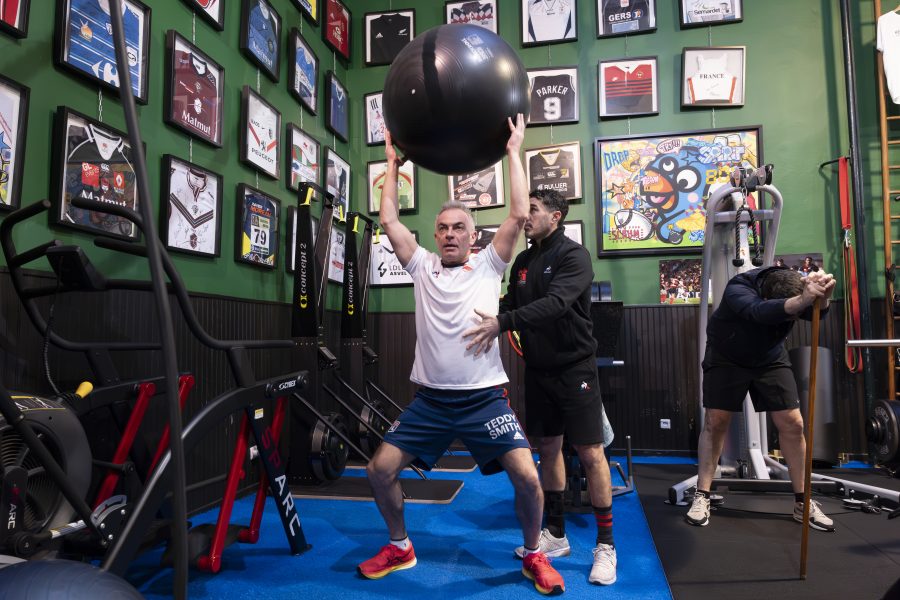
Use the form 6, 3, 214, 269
379, 130, 419, 267
490, 114, 528, 263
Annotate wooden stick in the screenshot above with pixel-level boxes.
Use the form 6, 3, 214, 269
799, 298, 822, 580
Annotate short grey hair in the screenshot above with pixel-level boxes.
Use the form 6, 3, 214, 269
435, 200, 475, 230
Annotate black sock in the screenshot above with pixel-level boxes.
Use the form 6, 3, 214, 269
544, 490, 566, 538
593, 505, 614, 546
795, 493, 805, 504
695, 489, 711, 499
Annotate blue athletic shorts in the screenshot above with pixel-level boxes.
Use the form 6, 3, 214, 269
383, 386, 531, 475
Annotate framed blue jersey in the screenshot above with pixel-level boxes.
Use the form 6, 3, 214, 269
240, 0, 280, 82
325, 70, 348, 143
289, 28, 318, 115
56, 0, 151, 103
236, 183, 279, 268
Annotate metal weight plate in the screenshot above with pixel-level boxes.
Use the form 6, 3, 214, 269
867, 399, 900, 465
309, 412, 350, 482
358, 400, 388, 457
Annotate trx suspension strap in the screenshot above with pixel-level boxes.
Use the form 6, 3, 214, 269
839, 157, 862, 372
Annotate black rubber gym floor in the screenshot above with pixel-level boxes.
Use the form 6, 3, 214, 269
634, 463, 900, 600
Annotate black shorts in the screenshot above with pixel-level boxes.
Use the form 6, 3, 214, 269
702, 346, 800, 413
524, 357, 606, 445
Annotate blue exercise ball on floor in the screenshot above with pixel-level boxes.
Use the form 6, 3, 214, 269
0, 559, 144, 599
383, 24, 530, 176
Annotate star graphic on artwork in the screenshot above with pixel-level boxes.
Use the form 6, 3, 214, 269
0, 133, 9, 154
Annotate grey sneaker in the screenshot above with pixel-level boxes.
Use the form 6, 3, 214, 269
514, 528, 571, 559
588, 543, 617, 585
685, 494, 710, 526
793, 499, 835, 532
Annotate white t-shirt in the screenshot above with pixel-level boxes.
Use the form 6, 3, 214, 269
405, 243, 509, 390
878, 11, 900, 104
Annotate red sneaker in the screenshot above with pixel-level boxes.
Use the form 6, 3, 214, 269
522, 552, 565, 595
357, 543, 417, 580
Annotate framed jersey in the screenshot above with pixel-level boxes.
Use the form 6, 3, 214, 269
526, 66, 579, 126
682, 46, 745, 108
527, 219, 583, 248
365, 9, 415, 67
292, 0, 318, 25
0, 74, 29, 211
287, 123, 319, 192
325, 71, 349, 143
472, 225, 499, 255
323, 0, 350, 62
51, 106, 141, 241
55, 0, 151, 103
597, 0, 655, 38
522, 0, 577, 47
679, 0, 741, 28
525, 141, 582, 201
328, 224, 345, 283
445, 0, 498, 34
364, 91, 385, 146
236, 183, 279, 268
370, 231, 417, 287
161, 154, 223, 258
0, 0, 30, 38
240, 85, 282, 180
289, 28, 318, 115
367, 159, 416, 215
324, 147, 350, 220
164, 30, 224, 147
240, 0, 280, 82
448, 161, 505, 209
181, 0, 224, 31
598, 56, 658, 119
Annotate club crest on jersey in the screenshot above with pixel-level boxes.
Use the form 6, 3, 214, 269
517, 268, 527, 286
114, 173, 126, 194
580, 381, 590, 391
79, 21, 93, 41
82, 163, 100, 187
387, 420, 400, 433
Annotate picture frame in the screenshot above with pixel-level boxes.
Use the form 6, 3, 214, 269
527, 220, 583, 248
448, 161, 505, 209
527, 66, 579, 126
328, 224, 345, 283
292, 0, 318, 25
370, 231, 417, 287
0, 0, 30, 38
55, 0, 151, 103
522, 0, 577, 47
325, 147, 350, 220
164, 30, 224, 147
240, 0, 280, 83
472, 225, 499, 254
323, 0, 350, 62
679, 0, 742, 28
0, 74, 29, 212
525, 141, 582, 201
364, 10, 415, 67
445, 0, 498, 33
240, 85, 282, 180
51, 106, 142, 241
368, 160, 416, 215
286, 208, 318, 272
682, 46, 746, 108
364, 91, 385, 146
289, 28, 318, 115
594, 125, 763, 257
161, 154, 223, 258
597, 0, 656, 38
181, 0, 224, 31
659, 258, 704, 304
598, 56, 658, 119
287, 123, 320, 192
235, 183, 279, 268
325, 71, 349, 143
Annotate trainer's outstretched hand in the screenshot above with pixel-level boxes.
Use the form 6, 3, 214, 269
506, 113, 525, 154
462, 308, 501, 357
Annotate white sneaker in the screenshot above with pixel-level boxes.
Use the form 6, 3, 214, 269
589, 543, 617, 585
793, 499, 835, 532
685, 494, 710, 526
514, 528, 571, 559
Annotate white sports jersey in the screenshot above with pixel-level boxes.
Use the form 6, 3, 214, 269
687, 53, 736, 103
405, 244, 509, 390
878, 11, 900, 104
168, 167, 216, 253
527, 0, 574, 42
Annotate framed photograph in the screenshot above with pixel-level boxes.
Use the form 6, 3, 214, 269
240, 86, 281, 180
323, 0, 350, 62
286, 208, 318, 272
370, 231, 417, 287
287, 123, 319, 192
289, 29, 318, 115
0, 75, 29, 211
525, 141, 582, 201
597, 0, 656, 38
448, 161, 505, 209
659, 259, 705, 304
325, 147, 350, 219
236, 183, 279, 268
0, 0, 30, 38
365, 10, 414, 67
328, 224, 345, 283
682, 46, 746, 108
364, 91, 385, 146
292, 0, 318, 25
527, 66, 579, 126
598, 56, 658, 119
51, 106, 141, 240
446, 0, 498, 33
472, 225, 498, 254
523, 0, 576, 46
161, 154, 223, 257
164, 30, 224, 147
594, 125, 763, 257
325, 71, 349, 143
181, 0, 224, 31
368, 160, 416, 215
55, 0, 151, 103
527, 220, 583, 248
240, 0, 280, 82
680, 0, 742, 28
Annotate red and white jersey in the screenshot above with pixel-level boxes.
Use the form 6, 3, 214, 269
603, 62, 654, 113
173, 51, 219, 141
1, 0, 21, 26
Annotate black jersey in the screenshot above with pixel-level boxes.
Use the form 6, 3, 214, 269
529, 73, 576, 123
529, 148, 577, 199
368, 13, 411, 64
601, 0, 651, 35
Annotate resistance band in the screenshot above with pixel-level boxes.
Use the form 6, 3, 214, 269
839, 157, 863, 372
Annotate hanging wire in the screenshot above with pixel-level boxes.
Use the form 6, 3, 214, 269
192, 12, 196, 43
189, 138, 193, 163
98, 88, 103, 122
256, 68, 261, 94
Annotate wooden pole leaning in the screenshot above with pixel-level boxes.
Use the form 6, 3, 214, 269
799, 297, 822, 580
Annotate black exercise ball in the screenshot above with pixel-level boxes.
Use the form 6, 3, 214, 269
0, 560, 144, 599
383, 24, 530, 176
